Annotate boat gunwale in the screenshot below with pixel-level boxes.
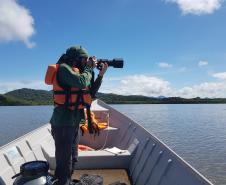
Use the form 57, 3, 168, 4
98, 99, 214, 185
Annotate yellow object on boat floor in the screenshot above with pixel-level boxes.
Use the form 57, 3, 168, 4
72, 169, 131, 185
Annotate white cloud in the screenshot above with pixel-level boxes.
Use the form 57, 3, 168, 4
100, 75, 172, 97
158, 62, 172, 68
0, 0, 35, 48
0, 80, 50, 94
177, 82, 226, 98
166, 0, 223, 15
100, 74, 226, 98
198, 60, 208, 66
212, 72, 226, 80
2, 74, 226, 98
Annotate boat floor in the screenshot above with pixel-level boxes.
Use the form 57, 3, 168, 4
72, 169, 131, 185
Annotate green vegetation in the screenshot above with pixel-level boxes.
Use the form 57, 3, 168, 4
0, 94, 30, 106
96, 93, 226, 104
0, 88, 226, 106
5, 88, 53, 105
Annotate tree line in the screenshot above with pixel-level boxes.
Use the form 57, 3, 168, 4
0, 88, 226, 106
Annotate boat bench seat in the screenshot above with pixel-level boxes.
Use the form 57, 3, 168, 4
41, 136, 139, 170
79, 126, 119, 150
77, 150, 131, 169
41, 126, 120, 170
77, 138, 139, 169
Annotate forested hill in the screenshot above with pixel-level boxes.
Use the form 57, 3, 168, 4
0, 88, 52, 106
5, 88, 52, 105
0, 94, 30, 106
0, 88, 226, 106
96, 93, 226, 104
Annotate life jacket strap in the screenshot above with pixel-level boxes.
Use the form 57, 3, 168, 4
86, 104, 94, 134
72, 92, 94, 134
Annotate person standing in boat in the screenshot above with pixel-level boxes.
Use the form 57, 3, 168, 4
45, 45, 108, 185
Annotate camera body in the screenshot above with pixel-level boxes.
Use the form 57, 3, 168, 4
96, 58, 124, 70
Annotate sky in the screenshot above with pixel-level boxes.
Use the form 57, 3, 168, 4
0, 0, 226, 98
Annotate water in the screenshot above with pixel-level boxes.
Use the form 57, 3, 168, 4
0, 104, 225, 185
112, 104, 226, 185
0, 106, 52, 146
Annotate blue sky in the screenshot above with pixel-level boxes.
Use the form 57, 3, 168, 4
0, 0, 226, 98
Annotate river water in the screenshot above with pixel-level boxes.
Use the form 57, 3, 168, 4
0, 104, 225, 185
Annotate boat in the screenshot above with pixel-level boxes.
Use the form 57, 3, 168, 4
0, 99, 214, 185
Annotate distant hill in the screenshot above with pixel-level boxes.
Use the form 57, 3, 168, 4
96, 93, 226, 104
4, 88, 52, 105
0, 94, 30, 106
96, 92, 158, 104
1, 88, 226, 106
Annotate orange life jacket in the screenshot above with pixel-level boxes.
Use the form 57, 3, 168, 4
45, 64, 92, 110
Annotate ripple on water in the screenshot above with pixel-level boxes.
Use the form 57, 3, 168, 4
112, 104, 226, 185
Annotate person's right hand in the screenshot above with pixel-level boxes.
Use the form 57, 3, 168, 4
99, 62, 108, 76
87, 56, 97, 69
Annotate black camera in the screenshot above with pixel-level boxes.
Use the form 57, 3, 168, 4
97, 58, 124, 70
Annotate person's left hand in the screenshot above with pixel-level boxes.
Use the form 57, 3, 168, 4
99, 62, 108, 76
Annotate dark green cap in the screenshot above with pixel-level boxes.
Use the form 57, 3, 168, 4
66, 45, 89, 60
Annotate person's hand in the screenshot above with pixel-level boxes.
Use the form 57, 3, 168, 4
99, 62, 108, 76
87, 56, 97, 69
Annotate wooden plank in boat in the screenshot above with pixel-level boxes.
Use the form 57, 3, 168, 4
72, 169, 131, 185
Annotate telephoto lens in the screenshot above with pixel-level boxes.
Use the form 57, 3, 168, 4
97, 58, 124, 70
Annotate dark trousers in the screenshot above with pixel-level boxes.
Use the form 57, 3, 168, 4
51, 126, 79, 185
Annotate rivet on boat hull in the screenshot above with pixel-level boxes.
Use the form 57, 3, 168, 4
144, 150, 164, 185
156, 159, 173, 185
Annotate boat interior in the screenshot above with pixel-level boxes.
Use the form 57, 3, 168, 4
0, 100, 213, 185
